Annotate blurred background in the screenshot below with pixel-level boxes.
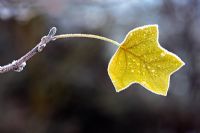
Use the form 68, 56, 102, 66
0, 0, 199, 132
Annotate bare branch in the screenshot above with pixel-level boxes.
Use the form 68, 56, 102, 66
0, 27, 57, 74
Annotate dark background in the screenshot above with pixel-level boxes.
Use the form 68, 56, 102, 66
0, 0, 199, 133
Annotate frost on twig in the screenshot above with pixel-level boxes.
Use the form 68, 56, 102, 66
0, 27, 57, 74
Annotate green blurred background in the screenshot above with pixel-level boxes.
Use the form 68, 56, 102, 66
0, 0, 199, 132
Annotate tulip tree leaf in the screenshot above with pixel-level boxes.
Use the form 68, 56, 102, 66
108, 25, 185, 96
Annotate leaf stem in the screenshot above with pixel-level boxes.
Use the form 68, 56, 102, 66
54, 34, 120, 47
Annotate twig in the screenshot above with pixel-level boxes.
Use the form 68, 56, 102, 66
0, 27, 57, 74
0, 26, 119, 74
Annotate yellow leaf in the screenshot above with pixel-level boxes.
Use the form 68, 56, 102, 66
108, 25, 185, 96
